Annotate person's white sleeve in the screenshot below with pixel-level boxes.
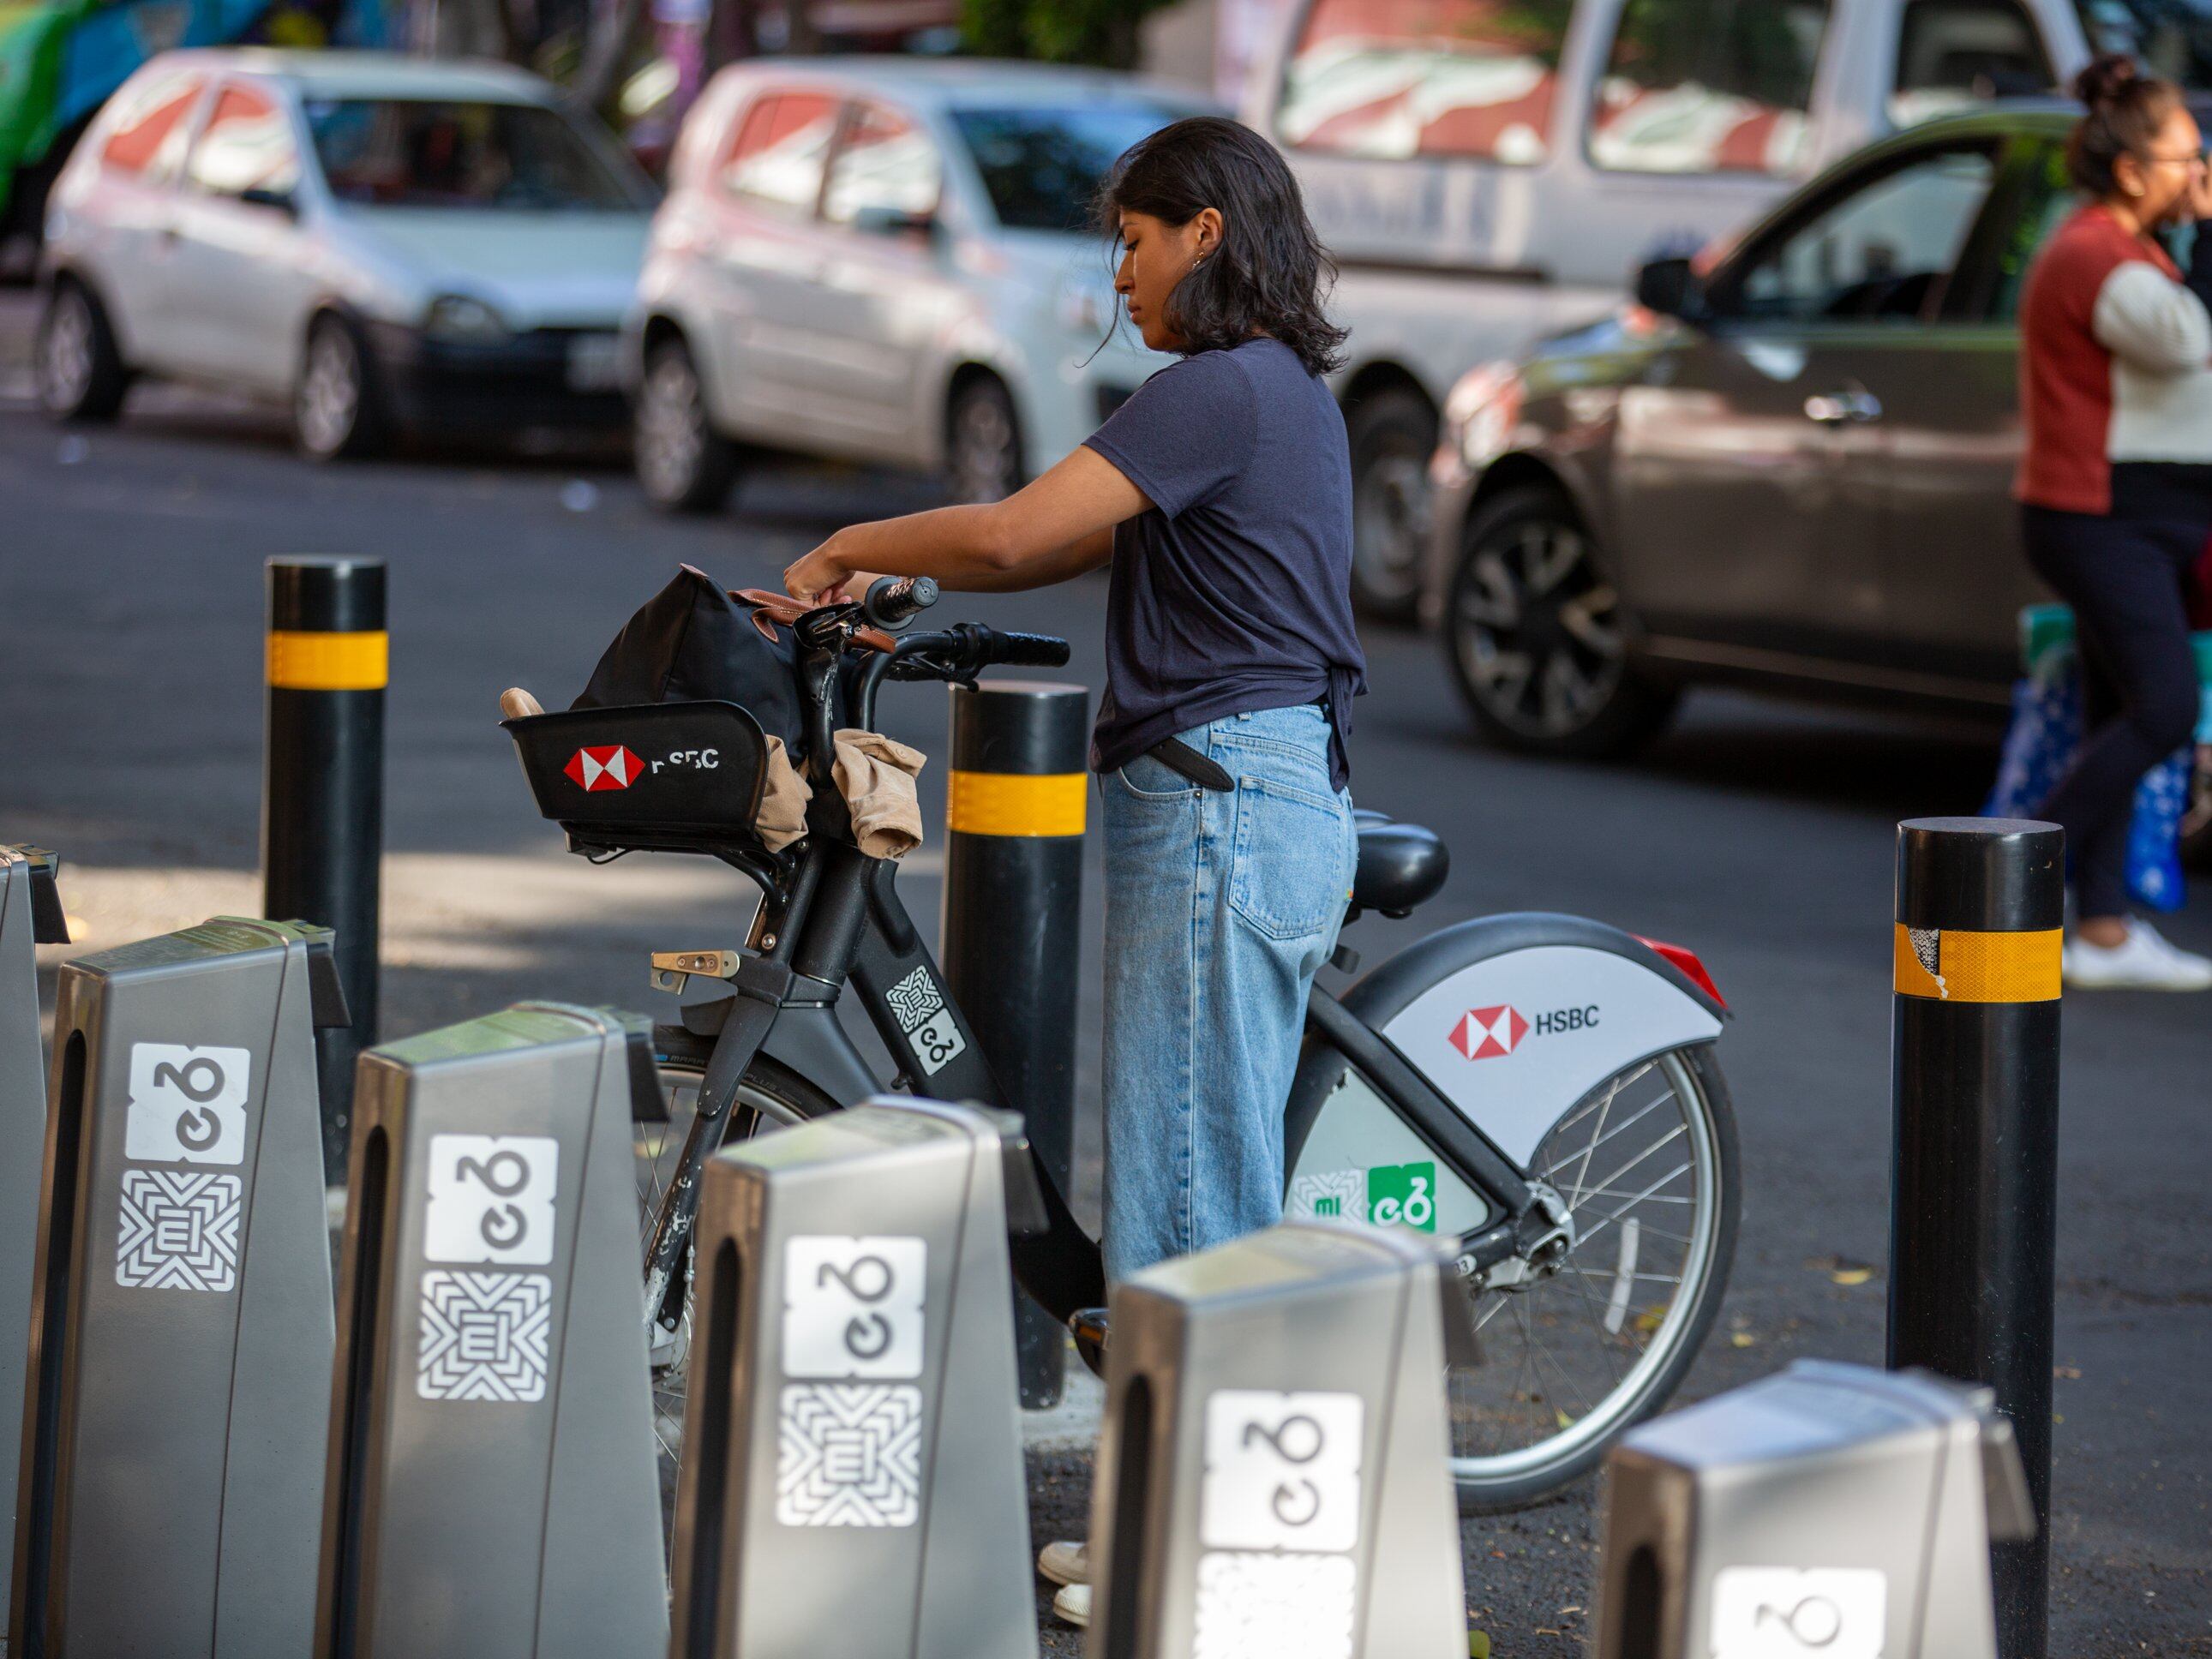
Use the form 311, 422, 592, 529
2091, 261, 2212, 374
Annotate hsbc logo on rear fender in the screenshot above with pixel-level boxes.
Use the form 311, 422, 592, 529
1448, 1003, 1598, 1060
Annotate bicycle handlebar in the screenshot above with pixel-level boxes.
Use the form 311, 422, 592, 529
862, 575, 938, 631
977, 630, 1070, 669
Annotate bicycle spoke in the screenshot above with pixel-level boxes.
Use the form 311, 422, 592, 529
1574, 1162, 1696, 1250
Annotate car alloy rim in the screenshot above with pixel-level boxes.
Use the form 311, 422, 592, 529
300, 330, 359, 454
639, 356, 704, 500
1453, 516, 1626, 738
1353, 445, 1432, 600
952, 392, 1016, 503
40, 293, 95, 410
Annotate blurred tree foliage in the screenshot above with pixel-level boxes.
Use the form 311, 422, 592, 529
962, 0, 1175, 69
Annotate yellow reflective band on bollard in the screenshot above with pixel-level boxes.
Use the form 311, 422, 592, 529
267, 629, 388, 690
947, 770, 1088, 837
1893, 924, 2062, 1003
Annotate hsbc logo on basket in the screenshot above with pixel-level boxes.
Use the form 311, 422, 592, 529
564, 745, 642, 792
1448, 1003, 1600, 1060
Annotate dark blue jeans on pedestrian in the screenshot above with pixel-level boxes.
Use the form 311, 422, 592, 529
2021, 495, 2203, 921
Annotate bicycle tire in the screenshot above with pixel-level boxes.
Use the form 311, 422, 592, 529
641, 1036, 842, 1530
1449, 1042, 1739, 1512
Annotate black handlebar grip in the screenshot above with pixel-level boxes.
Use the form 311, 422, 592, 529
989, 631, 1071, 668
864, 575, 939, 631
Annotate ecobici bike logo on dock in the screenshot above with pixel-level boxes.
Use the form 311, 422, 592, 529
1447, 1002, 1600, 1061
1294, 1161, 1437, 1231
563, 744, 722, 792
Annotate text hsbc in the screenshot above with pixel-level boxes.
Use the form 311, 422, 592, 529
652, 750, 719, 772
1533, 1006, 1600, 1036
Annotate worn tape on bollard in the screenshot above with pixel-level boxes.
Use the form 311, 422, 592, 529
668, 1095, 1038, 1659
0, 847, 65, 1632
9, 916, 345, 1657
314, 1002, 666, 1659
1086, 1219, 1467, 1659
1594, 1359, 2036, 1659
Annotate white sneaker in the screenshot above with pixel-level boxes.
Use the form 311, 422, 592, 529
1037, 1538, 1088, 1587
1052, 1583, 1091, 1628
2063, 920, 2212, 991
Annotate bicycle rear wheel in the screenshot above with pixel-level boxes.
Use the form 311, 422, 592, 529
1448, 1044, 1738, 1510
640, 1041, 840, 1530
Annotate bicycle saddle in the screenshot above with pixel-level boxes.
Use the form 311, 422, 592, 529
1351, 811, 1448, 918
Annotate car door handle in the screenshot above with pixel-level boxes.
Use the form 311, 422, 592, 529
1805, 391, 1882, 424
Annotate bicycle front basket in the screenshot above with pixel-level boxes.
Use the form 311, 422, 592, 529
503, 701, 769, 856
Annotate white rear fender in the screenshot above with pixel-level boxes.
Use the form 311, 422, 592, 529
1292, 913, 1726, 1181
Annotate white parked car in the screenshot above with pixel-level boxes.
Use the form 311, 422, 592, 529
37, 50, 657, 458
628, 58, 1212, 512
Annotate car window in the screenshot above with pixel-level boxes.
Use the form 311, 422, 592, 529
1891, 0, 2055, 128
185, 84, 302, 200
1726, 145, 1999, 322
823, 100, 941, 226
305, 99, 642, 210
1274, 0, 1576, 165
2074, 0, 2212, 87
1984, 138, 2080, 322
950, 105, 1174, 232
718, 90, 840, 217
99, 69, 205, 182
1588, 0, 1831, 177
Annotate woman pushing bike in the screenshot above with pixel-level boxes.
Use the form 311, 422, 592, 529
783, 116, 1366, 1291
784, 121, 1365, 1626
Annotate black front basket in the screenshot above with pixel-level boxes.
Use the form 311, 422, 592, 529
503, 701, 770, 856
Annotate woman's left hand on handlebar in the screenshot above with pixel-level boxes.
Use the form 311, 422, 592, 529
783, 532, 879, 607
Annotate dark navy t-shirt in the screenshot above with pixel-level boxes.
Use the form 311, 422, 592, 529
1083, 336, 1367, 789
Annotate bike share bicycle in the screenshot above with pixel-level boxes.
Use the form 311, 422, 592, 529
500, 572, 1739, 1516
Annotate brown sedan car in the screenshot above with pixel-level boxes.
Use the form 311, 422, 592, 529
1425, 101, 2209, 774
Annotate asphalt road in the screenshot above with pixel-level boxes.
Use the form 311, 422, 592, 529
3, 299, 2206, 1654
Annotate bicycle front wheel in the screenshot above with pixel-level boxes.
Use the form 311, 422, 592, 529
1450, 1043, 1739, 1511
639, 1044, 841, 1528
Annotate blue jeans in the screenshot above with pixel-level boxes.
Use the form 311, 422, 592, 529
1100, 703, 1358, 1282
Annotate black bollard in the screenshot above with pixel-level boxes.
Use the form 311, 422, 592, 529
1888, 815, 2064, 1659
264, 557, 386, 1183
941, 680, 1088, 1409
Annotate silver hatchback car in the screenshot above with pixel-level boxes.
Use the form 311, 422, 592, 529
626, 57, 1210, 512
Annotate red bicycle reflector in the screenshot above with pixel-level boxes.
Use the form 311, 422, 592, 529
1634, 935, 1725, 1008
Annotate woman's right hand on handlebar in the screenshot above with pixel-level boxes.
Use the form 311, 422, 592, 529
782, 528, 884, 608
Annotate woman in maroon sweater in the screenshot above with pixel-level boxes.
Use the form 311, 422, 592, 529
2017, 55, 2212, 990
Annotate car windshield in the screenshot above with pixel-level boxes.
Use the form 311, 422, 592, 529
950, 105, 1177, 232
303, 97, 643, 210
2076, 0, 2212, 85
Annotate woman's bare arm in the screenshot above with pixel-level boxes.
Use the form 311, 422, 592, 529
784, 446, 1145, 602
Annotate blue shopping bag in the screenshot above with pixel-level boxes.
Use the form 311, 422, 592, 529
1983, 668, 2191, 913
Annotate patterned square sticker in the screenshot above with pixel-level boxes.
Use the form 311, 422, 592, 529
1286, 1170, 1366, 1224
1201, 1390, 1364, 1554
423, 1135, 558, 1266
1192, 1552, 1357, 1659
124, 1043, 251, 1165
417, 1269, 553, 1402
776, 1383, 923, 1527
783, 1236, 926, 1380
117, 1169, 243, 1291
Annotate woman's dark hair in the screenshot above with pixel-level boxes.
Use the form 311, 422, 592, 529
1097, 116, 1348, 377
2068, 52, 2186, 196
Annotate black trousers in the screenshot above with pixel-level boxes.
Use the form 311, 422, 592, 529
2021, 495, 2203, 920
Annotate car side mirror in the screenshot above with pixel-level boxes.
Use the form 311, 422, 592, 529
850, 203, 934, 238
1634, 255, 1702, 320
239, 185, 298, 219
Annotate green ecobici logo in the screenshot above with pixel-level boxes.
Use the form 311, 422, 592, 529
1367, 1161, 1436, 1231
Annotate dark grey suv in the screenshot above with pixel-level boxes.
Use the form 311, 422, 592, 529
1426, 100, 2149, 759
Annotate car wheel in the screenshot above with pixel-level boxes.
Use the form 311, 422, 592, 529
1346, 386, 1437, 625
1444, 482, 1678, 758
295, 314, 387, 462
635, 337, 739, 514
947, 375, 1022, 504
37, 278, 129, 423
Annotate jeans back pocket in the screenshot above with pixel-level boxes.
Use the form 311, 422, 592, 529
1226, 758, 1353, 942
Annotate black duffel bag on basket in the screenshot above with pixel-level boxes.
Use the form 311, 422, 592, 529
502, 566, 810, 858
